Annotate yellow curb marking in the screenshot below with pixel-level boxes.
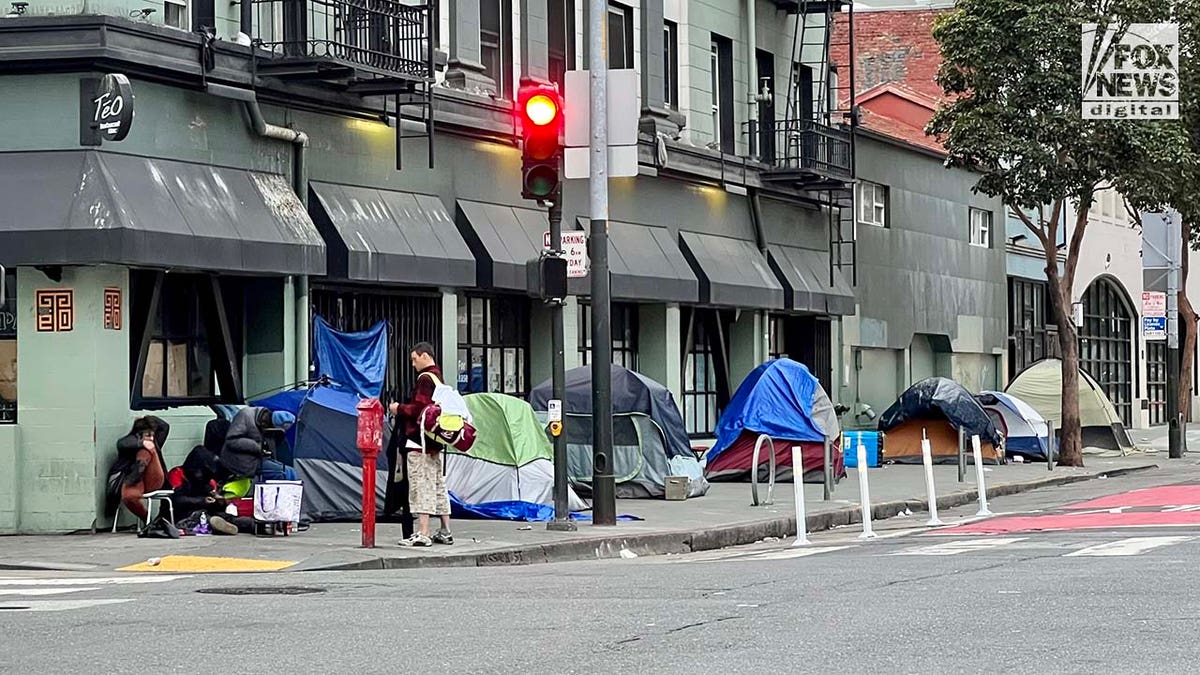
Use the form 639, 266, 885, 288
118, 555, 298, 573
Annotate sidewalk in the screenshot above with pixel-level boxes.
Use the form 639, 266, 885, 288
0, 455, 1159, 573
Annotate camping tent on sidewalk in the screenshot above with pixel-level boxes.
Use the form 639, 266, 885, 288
977, 391, 1052, 461
529, 365, 709, 499
704, 359, 844, 483
446, 393, 588, 520
1004, 358, 1134, 453
878, 377, 1003, 464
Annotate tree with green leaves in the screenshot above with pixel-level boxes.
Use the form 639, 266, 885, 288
928, 0, 1177, 466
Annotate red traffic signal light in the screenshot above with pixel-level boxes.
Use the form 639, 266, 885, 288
517, 82, 563, 201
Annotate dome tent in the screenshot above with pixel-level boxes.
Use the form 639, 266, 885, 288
1004, 358, 1134, 453
705, 359, 844, 483
878, 377, 1003, 464
529, 365, 709, 499
977, 391, 1053, 461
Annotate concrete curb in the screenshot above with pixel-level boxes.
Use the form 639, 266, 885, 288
290, 463, 1158, 572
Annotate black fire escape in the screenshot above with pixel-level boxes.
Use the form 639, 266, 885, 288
754, 0, 858, 286
249, 0, 437, 168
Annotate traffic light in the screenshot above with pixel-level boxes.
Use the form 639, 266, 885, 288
517, 82, 563, 201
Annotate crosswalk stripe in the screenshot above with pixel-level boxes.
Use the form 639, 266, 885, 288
1064, 536, 1193, 557
893, 537, 1026, 556
738, 546, 853, 561
0, 588, 98, 596
0, 575, 188, 587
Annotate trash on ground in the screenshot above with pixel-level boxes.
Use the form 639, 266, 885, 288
517, 525, 533, 531
147, 557, 161, 566
619, 549, 638, 559
761, 536, 780, 543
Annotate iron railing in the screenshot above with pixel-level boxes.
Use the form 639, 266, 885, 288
758, 119, 852, 180
252, 0, 432, 78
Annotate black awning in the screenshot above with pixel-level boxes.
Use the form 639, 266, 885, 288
679, 231, 784, 309
568, 220, 699, 303
0, 151, 325, 275
767, 245, 856, 315
309, 182, 474, 286
455, 199, 546, 292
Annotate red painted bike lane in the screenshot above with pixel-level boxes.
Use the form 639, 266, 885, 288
936, 484, 1200, 535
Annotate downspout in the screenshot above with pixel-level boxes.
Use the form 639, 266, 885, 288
207, 83, 311, 386
746, 0, 759, 158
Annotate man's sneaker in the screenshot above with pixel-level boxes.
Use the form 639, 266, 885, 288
209, 516, 238, 536
399, 533, 432, 547
432, 529, 454, 545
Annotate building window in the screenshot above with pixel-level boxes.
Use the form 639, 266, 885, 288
1079, 277, 1134, 426
548, 0, 576, 89
857, 181, 888, 228
710, 35, 734, 154
664, 20, 679, 109
970, 208, 992, 248
578, 302, 639, 370
457, 294, 530, 397
131, 272, 243, 408
0, 269, 15, 424
769, 315, 788, 360
1008, 277, 1057, 379
1147, 341, 1166, 426
683, 313, 719, 437
481, 0, 514, 99
164, 0, 188, 29
607, 3, 634, 69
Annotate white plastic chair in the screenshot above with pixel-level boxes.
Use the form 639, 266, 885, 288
112, 490, 176, 533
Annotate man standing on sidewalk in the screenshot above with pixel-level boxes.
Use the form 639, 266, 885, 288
389, 342, 453, 547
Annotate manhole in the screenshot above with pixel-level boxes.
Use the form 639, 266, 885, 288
196, 586, 326, 596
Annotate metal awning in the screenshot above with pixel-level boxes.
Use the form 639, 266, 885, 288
0, 151, 325, 275
455, 199, 547, 291
679, 231, 784, 309
568, 220, 699, 303
310, 182, 474, 286
767, 245, 856, 315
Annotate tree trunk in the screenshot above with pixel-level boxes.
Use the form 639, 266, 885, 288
1180, 285, 1196, 425
1047, 265, 1084, 467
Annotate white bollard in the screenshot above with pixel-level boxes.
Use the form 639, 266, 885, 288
791, 446, 810, 546
972, 435, 993, 516
856, 443, 877, 539
920, 436, 943, 526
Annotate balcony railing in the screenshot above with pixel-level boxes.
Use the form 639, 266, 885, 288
754, 119, 852, 183
251, 0, 433, 79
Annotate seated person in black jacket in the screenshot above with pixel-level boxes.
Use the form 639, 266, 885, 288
168, 417, 246, 535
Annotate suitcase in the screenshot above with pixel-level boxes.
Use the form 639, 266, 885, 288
843, 431, 884, 468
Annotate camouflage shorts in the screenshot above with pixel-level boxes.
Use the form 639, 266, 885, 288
407, 451, 450, 516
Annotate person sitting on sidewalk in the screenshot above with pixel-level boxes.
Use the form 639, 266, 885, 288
106, 416, 170, 527
390, 342, 453, 547
166, 417, 243, 536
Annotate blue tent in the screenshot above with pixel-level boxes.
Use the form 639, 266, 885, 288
253, 317, 390, 521
705, 359, 842, 482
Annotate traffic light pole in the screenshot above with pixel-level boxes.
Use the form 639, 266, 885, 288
588, 0, 616, 526
1168, 212, 1184, 459
547, 194, 577, 531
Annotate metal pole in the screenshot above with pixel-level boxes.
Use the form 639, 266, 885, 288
822, 437, 833, 501
957, 426, 966, 482
588, 0, 616, 525
1047, 419, 1055, 471
547, 197, 577, 532
1168, 210, 1183, 459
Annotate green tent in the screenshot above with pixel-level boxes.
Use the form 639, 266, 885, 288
444, 393, 586, 518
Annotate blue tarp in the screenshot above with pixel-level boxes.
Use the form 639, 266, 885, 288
449, 493, 645, 522
312, 315, 388, 398
707, 359, 825, 462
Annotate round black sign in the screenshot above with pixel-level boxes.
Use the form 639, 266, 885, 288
92, 73, 134, 142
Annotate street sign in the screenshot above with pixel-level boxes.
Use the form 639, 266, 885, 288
1144, 316, 1167, 341
544, 230, 589, 278
563, 69, 639, 179
1142, 291, 1167, 317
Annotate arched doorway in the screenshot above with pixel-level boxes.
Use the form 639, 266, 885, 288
1079, 277, 1135, 426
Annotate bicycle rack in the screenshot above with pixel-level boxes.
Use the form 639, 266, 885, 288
751, 433, 777, 506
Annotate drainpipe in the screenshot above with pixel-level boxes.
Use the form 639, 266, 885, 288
207, 83, 312, 386
746, 0, 759, 157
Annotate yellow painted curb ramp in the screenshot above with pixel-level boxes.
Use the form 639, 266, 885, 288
118, 555, 298, 573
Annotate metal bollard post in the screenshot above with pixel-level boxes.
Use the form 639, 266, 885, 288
823, 437, 833, 501
1047, 420, 1055, 471
972, 434, 993, 516
792, 446, 810, 546
750, 434, 777, 506
957, 426, 966, 483
857, 443, 877, 539
921, 429, 943, 526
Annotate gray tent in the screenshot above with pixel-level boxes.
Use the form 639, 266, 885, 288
530, 365, 709, 499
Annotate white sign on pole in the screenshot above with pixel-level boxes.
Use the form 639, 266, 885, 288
563, 69, 639, 179
547, 399, 563, 423
1143, 291, 1167, 317
1144, 316, 1167, 341
544, 230, 589, 278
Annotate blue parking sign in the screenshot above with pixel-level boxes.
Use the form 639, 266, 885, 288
1142, 316, 1166, 341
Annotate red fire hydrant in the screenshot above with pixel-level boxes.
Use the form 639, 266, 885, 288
355, 397, 384, 549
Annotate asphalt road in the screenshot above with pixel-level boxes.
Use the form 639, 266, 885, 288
5, 467, 1200, 675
